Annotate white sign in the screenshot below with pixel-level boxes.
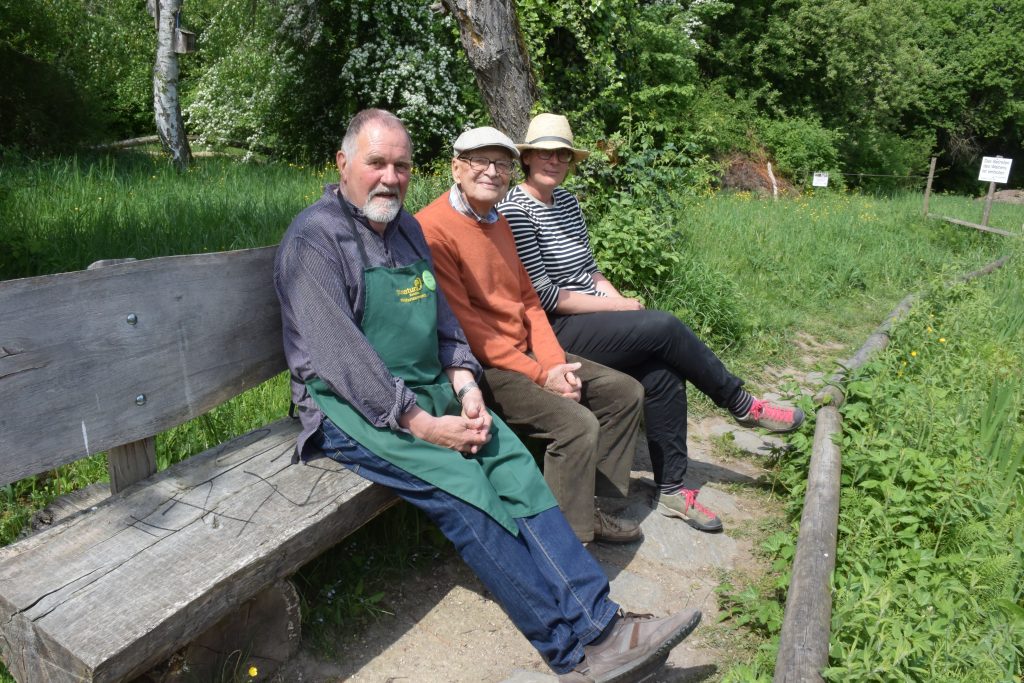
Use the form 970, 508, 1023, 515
979, 156, 1013, 184
812, 172, 829, 187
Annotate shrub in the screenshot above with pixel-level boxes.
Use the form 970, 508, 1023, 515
755, 115, 844, 187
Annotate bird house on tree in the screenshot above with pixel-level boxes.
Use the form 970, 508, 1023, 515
146, 0, 196, 54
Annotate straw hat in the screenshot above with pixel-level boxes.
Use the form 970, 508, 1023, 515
517, 113, 590, 162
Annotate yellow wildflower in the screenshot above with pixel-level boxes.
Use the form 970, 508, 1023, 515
248, 665, 258, 678
911, 351, 917, 357
939, 338, 946, 343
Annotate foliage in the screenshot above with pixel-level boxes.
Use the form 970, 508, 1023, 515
754, 115, 844, 186
696, 0, 1024, 189
184, 0, 472, 163
719, 252, 1024, 679
565, 116, 718, 299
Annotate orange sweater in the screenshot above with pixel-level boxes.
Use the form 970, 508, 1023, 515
417, 193, 567, 386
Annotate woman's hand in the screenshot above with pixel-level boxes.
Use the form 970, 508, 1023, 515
609, 297, 644, 311
399, 406, 492, 453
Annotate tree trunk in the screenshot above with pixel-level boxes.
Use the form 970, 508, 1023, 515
153, 0, 192, 171
441, 0, 537, 142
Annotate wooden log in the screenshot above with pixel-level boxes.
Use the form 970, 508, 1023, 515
814, 294, 914, 408
787, 256, 1009, 681
0, 418, 398, 683
926, 213, 1017, 238
773, 406, 842, 683
0, 248, 285, 487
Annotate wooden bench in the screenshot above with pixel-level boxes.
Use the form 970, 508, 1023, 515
0, 248, 397, 682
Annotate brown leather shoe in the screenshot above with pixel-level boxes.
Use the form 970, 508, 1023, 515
593, 507, 642, 544
558, 608, 701, 682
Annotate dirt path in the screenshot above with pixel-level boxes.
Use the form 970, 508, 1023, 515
274, 337, 841, 682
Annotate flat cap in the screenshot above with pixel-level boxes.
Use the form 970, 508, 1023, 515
453, 126, 520, 158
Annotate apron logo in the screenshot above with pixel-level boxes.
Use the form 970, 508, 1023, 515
422, 270, 436, 291
396, 276, 429, 303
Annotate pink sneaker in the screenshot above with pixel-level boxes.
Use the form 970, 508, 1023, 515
735, 399, 804, 433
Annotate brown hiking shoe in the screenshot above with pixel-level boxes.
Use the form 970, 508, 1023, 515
558, 608, 701, 682
593, 506, 642, 544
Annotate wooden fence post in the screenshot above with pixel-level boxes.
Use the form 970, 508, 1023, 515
922, 157, 937, 217
981, 181, 996, 227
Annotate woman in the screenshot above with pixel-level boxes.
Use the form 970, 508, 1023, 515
497, 113, 804, 534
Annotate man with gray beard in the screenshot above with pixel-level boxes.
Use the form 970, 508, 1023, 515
273, 109, 701, 682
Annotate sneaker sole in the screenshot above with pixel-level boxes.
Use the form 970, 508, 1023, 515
735, 410, 805, 434
657, 501, 724, 534
593, 530, 644, 544
597, 610, 702, 683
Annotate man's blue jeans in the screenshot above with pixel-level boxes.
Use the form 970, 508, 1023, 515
316, 417, 619, 673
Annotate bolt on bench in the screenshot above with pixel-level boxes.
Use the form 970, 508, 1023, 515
0, 248, 396, 682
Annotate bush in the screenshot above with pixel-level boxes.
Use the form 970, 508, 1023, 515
755, 115, 844, 187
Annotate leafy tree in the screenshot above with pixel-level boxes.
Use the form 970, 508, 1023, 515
184, 0, 473, 163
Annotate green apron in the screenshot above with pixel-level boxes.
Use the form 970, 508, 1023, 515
306, 218, 555, 535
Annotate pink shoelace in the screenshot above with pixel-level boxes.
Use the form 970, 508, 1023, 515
681, 488, 717, 519
749, 399, 795, 424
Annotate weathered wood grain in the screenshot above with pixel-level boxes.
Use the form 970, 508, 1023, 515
0, 418, 398, 682
0, 248, 285, 486
774, 406, 842, 683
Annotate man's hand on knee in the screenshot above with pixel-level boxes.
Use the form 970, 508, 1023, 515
544, 363, 583, 402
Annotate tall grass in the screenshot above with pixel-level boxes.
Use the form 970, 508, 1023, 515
720, 244, 1024, 681
0, 153, 450, 280
652, 191, 1016, 373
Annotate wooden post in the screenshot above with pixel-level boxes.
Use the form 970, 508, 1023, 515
767, 162, 779, 200
981, 181, 996, 226
86, 258, 158, 494
922, 157, 937, 216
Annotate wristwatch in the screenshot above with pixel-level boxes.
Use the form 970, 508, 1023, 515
456, 380, 479, 403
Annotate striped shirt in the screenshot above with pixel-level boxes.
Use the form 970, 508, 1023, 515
497, 186, 605, 312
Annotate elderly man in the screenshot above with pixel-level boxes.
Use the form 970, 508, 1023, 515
416, 127, 645, 546
274, 109, 700, 683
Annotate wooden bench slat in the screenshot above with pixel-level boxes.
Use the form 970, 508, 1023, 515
0, 247, 286, 487
0, 418, 398, 683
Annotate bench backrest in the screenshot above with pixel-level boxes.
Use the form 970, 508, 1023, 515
0, 247, 285, 487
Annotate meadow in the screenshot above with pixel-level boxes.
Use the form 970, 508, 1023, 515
1, 153, 1022, 679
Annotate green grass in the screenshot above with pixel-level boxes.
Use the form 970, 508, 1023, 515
718, 245, 1024, 681
644, 190, 1014, 376
2, 154, 1022, 679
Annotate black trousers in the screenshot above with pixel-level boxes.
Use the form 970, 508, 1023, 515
549, 309, 744, 486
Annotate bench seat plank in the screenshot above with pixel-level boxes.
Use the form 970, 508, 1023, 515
0, 418, 397, 683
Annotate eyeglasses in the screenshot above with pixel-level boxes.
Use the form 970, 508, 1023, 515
459, 156, 515, 175
534, 149, 575, 163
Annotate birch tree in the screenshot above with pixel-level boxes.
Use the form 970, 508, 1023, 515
150, 0, 192, 170
440, 0, 536, 142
